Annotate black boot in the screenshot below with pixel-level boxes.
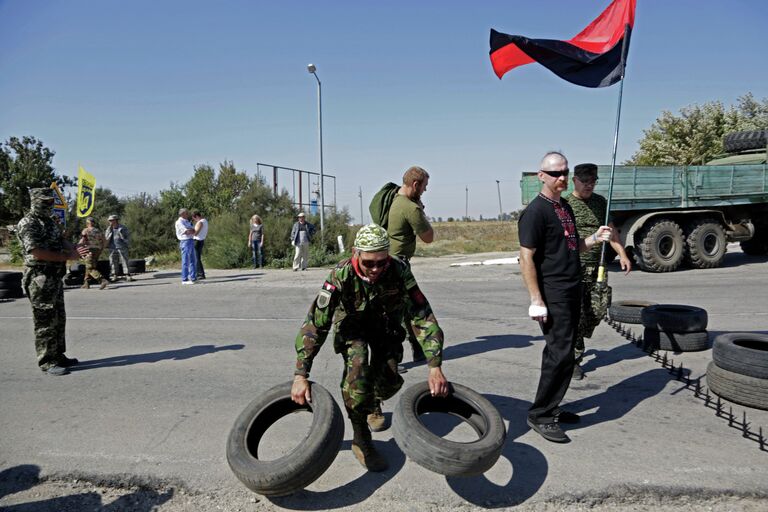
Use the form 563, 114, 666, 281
351, 418, 388, 472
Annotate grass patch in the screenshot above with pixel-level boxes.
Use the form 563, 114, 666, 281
414, 221, 519, 257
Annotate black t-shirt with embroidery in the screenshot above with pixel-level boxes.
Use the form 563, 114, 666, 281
518, 194, 581, 302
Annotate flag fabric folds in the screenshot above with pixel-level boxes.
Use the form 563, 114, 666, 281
76, 165, 96, 217
489, 0, 636, 88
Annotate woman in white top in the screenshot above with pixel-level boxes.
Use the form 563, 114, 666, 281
248, 215, 264, 268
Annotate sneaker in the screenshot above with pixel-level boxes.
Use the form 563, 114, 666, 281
99, 279, 109, 290
526, 418, 569, 443
81, 282, 90, 289
554, 410, 581, 424
367, 403, 387, 432
572, 364, 585, 380
126, 276, 135, 282
44, 365, 70, 376
58, 356, 79, 367
182, 280, 195, 285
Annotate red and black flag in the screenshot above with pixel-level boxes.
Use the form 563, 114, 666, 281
489, 0, 636, 88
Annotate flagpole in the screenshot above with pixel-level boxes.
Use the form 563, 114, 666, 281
597, 23, 631, 286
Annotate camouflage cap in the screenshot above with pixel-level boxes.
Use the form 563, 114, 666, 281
354, 224, 390, 252
108, 214, 119, 221
29, 187, 55, 203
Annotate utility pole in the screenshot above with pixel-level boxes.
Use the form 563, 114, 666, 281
465, 186, 469, 220
496, 180, 503, 220
358, 187, 364, 225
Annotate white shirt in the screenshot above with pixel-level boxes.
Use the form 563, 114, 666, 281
175, 217, 194, 240
194, 218, 208, 241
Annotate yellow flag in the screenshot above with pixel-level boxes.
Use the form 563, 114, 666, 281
76, 166, 96, 217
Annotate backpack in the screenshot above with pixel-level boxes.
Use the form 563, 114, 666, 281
368, 182, 399, 230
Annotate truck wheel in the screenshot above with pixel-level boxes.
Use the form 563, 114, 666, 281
636, 218, 684, 272
722, 130, 767, 153
226, 381, 344, 496
712, 333, 768, 379
685, 219, 727, 269
706, 361, 768, 411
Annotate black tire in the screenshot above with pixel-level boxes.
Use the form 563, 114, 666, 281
64, 273, 85, 286
685, 219, 727, 269
70, 263, 85, 274
0, 271, 23, 285
226, 381, 344, 496
128, 259, 146, 273
707, 361, 768, 411
643, 328, 710, 352
641, 304, 708, 332
0, 288, 24, 299
722, 130, 768, 153
712, 333, 768, 379
393, 381, 506, 477
95, 260, 111, 279
740, 229, 768, 256
608, 300, 657, 324
636, 218, 685, 273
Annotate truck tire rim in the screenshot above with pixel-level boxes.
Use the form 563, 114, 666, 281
702, 232, 720, 255
656, 234, 676, 260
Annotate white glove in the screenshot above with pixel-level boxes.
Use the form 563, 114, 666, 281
528, 304, 548, 318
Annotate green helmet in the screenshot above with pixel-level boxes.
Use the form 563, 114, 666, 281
354, 224, 390, 252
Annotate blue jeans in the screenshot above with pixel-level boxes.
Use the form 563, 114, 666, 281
251, 241, 263, 268
179, 239, 197, 282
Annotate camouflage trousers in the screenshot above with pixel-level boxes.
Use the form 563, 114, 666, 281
84, 249, 103, 282
340, 338, 404, 421
22, 266, 67, 370
110, 247, 130, 277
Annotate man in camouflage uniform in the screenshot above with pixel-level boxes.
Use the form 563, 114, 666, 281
16, 188, 89, 376
291, 224, 449, 471
564, 163, 632, 379
79, 217, 109, 289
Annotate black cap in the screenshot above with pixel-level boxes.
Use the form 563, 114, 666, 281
574, 163, 598, 180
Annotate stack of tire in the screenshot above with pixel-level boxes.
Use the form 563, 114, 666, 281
0, 271, 24, 300
707, 333, 768, 411
640, 304, 710, 352
113, 259, 146, 276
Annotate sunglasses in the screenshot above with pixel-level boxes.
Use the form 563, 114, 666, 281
541, 169, 569, 178
358, 257, 390, 269
577, 177, 598, 185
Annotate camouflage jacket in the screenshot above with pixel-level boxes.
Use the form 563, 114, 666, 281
564, 193, 609, 265
295, 257, 444, 377
16, 211, 66, 270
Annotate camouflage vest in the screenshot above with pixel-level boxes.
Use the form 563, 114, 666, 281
564, 193, 608, 265
16, 212, 65, 268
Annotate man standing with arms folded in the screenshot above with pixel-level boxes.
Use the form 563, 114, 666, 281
518, 152, 612, 443
175, 208, 197, 284
564, 163, 632, 380
386, 166, 434, 363
105, 214, 134, 282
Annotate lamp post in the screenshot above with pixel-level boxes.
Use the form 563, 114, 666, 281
496, 180, 503, 219
307, 63, 325, 236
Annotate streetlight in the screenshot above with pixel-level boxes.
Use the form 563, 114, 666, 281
307, 63, 324, 236
496, 180, 503, 219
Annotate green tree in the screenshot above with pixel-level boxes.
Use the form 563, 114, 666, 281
0, 136, 74, 223
626, 94, 768, 166
122, 192, 176, 258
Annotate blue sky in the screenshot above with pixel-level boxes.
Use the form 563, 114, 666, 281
2, 0, 766, 221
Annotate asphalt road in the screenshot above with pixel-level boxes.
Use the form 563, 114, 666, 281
1, 246, 767, 510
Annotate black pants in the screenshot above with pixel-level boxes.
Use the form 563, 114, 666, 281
528, 298, 580, 424
195, 239, 205, 278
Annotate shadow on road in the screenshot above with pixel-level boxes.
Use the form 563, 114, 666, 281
581, 341, 647, 374
269, 438, 406, 510
0, 464, 173, 511
69, 344, 245, 371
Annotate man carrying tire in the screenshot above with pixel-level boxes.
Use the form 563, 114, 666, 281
16, 188, 89, 376
290, 224, 449, 471
564, 163, 631, 379
518, 152, 613, 443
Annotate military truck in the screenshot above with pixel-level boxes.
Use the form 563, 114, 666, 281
520, 130, 768, 272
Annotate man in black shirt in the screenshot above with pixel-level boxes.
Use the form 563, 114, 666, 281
518, 151, 612, 443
